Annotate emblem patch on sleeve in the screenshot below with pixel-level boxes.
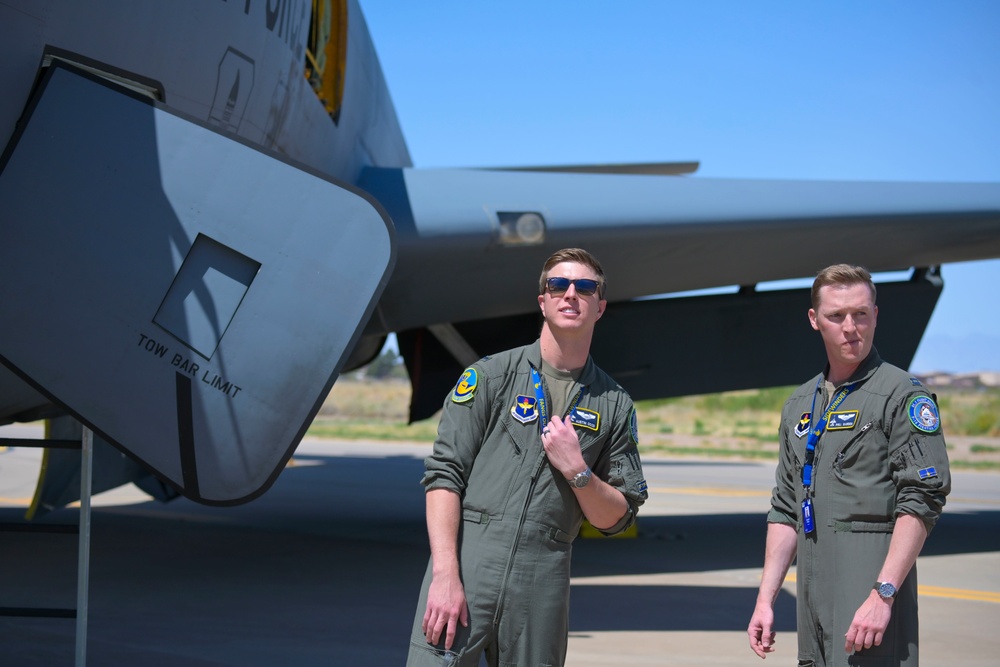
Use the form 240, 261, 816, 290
451, 368, 478, 403
918, 466, 938, 480
907, 396, 940, 433
511, 395, 539, 424
794, 412, 811, 438
629, 407, 639, 445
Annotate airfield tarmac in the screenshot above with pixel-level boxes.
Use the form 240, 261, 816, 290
1, 422, 999, 666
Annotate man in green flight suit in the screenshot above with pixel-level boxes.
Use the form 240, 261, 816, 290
405, 248, 648, 666
748, 264, 951, 666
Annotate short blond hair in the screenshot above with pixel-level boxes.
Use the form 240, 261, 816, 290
538, 248, 607, 299
811, 264, 876, 309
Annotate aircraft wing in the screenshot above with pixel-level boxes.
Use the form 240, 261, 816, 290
357, 167, 1000, 420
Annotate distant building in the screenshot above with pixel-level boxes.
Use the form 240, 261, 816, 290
917, 372, 1000, 388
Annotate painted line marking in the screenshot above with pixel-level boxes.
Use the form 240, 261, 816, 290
654, 486, 771, 498
785, 573, 1000, 603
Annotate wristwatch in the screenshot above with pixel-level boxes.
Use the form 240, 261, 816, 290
874, 581, 897, 600
567, 467, 592, 488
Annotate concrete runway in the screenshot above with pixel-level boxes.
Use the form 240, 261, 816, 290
1, 423, 999, 666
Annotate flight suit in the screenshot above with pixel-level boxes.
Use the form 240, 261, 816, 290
768, 349, 951, 667
406, 340, 647, 666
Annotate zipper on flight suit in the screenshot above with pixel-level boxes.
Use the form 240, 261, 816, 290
834, 421, 874, 473
492, 381, 587, 629
493, 453, 547, 629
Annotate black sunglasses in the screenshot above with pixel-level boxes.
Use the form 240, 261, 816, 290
545, 277, 601, 297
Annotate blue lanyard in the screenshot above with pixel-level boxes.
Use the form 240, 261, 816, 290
530, 365, 585, 433
802, 378, 856, 489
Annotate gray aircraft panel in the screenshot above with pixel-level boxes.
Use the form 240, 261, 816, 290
360, 167, 1000, 333
0, 64, 395, 504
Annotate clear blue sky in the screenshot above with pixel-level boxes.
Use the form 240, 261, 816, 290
359, 1, 1000, 373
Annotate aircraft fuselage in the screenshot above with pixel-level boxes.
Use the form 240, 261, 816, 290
0, 0, 411, 185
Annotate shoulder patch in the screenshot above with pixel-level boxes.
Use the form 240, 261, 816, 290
629, 407, 639, 445
909, 377, 923, 387
907, 395, 940, 433
451, 368, 478, 403
510, 395, 539, 424
794, 412, 812, 438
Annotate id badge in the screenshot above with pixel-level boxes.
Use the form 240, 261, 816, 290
802, 497, 815, 534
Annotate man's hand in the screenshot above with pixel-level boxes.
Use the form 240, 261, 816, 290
844, 590, 892, 654
747, 603, 777, 659
541, 415, 585, 478
747, 522, 798, 659
422, 570, 469, 650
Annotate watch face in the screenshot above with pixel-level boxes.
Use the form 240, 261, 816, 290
878, 582, 897, 599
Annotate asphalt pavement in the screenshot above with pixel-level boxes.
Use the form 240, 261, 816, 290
1, 423, 998, 666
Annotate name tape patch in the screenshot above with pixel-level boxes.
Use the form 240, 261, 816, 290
570, 407, 600, 431
826, 410, 859, 430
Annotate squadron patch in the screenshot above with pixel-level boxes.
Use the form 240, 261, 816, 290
570, 407, 600, 431
451, 368, 478, 403
794, 412, 812, 438
511, 395, 539, 424
826, 410, 859, 430
629, 407, 639, 445
907, 396, 940, 433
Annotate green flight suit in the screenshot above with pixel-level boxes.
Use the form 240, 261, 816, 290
768, 349, 951, 667
406, 340, 647, 666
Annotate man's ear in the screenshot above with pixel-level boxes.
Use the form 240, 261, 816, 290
808, 308, 819, 331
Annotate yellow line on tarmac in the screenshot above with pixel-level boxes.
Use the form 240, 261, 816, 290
948, 496, 1000, 506
785, 574, 1000, 604
918, 585, 1000, 603
655, 486, 771, 498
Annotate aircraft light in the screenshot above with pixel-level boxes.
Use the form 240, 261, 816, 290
496, 211, 546, 246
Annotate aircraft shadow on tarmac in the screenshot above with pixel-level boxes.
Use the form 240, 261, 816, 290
2, 452, 996, 665
290, 452, 1000, 560
569, 584, 797, 634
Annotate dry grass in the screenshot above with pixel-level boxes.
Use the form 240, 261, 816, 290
310, 378, 1000, 469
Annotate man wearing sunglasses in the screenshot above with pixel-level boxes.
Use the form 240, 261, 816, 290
406, 248, 648, 667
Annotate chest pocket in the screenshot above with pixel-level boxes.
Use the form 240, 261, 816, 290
459, 411, 532, 521
500, 405, 605, 455
828, 419, 895, 521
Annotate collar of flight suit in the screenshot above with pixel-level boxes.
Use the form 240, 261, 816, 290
526, 338, 599, 389
821, 347, 884, 391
